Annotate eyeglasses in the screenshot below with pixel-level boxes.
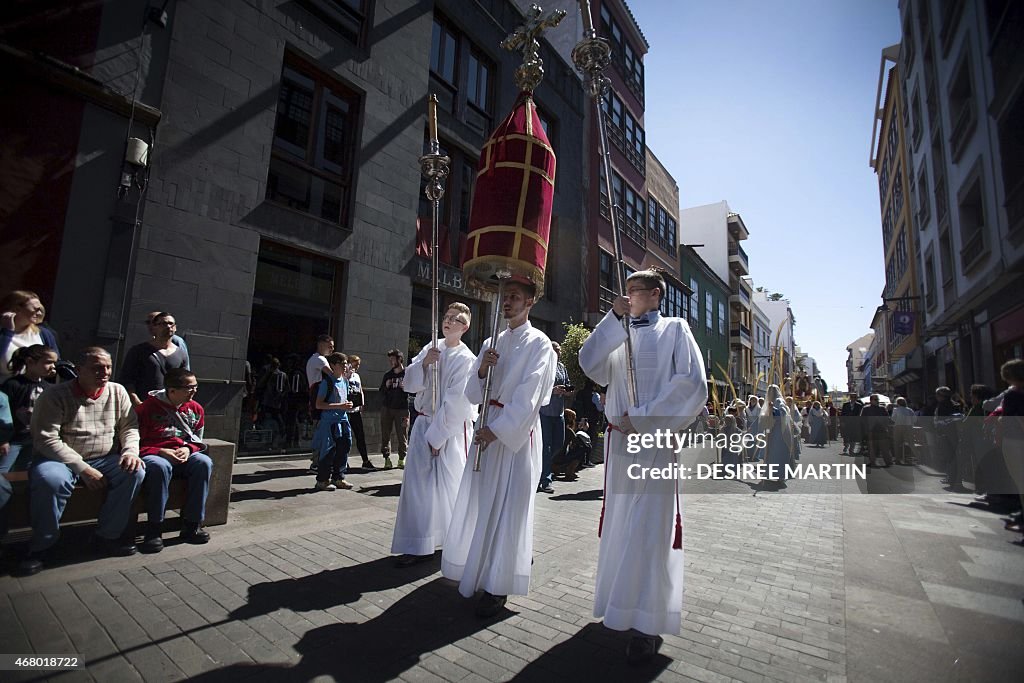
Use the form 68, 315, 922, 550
442, 314, 469, 325
169, 384, 198, 393
625, 287, 654, 296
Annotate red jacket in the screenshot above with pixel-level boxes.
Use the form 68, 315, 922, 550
134, 392, 205, 456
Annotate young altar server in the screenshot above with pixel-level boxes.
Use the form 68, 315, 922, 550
391, 303, 477, 566
441, 280, 557, 618
579, 268, 708, 665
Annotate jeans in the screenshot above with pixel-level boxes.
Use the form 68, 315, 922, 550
539, 414, 565, 488
141, 452, 213, 525
29, 452, 146, 552
0, 442, 33, 537
318, 421, 352, 481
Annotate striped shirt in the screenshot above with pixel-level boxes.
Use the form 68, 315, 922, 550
30, 381, 140, 474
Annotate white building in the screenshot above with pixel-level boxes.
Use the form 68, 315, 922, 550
846, 332, 875, 396
752, 289, 796, 379
898, 0, 1024, 391
680, 201, 754, 386
752, 298, 771, 395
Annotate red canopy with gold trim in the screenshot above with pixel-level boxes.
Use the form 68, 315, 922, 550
462, 91, 555, 293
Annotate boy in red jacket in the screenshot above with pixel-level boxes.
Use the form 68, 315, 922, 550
135, 367, 212, 553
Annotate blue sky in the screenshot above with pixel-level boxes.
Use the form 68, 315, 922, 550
628, 0, 902, 390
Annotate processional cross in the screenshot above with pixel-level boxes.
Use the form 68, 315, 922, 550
500, 4, 566, 92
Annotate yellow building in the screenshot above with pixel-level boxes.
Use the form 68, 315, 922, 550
870, 44, 924, 402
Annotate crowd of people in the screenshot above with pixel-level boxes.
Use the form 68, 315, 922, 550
2, 278, 1022, 666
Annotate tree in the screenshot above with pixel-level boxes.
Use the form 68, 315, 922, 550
768, 292, 784, 301
560, 322, 592, 391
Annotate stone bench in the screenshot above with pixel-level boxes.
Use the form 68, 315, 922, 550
2, 439, 235, 530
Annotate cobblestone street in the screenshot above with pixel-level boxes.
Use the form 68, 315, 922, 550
2, 441, 1023, 682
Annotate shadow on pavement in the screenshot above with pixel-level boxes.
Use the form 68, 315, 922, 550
231, 468, 312, 485
189, 575, 508, 682
550, 489, 604, 501
509, 622, 670, 682
357, 483, 403, 497
230, 487, 318, 502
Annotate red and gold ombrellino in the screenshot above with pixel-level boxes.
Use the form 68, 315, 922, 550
462, 91, 555, 292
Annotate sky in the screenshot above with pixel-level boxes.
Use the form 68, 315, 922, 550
627, 0, 902, 390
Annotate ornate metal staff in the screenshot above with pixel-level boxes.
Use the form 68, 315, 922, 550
472, 269, 512, 471
420, 94, 449, 414
572, 0, 638, 408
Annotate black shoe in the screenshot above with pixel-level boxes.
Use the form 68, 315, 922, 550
626, 634, 663, 665
475, 591, 507, 618
394, 554, 432, 568
94, 534, 137, 557
16, 554, 44, 576
537, 484, 555, 494
140, 524, 164, 554
181, 522, 210, 544
362, 460, 376, 470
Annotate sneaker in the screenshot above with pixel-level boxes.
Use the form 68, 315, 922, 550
537, 484, 555, 494
361, 460, 376, 470
181, 522, 210, 544
333, 478, 353, 490
626, 635, 664, 665
397, 458, 406, 469
315, 480, 337, 491
383, 458, 394, 470
475, 591, 507, 618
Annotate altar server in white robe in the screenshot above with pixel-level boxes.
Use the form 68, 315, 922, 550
391, 303, 478, 566
441, 280, 557, 618
579, 268, 708, 665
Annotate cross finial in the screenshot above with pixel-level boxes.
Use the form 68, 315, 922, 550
501, 4, 566, 92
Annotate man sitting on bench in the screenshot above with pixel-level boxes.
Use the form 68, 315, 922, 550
135, 367, 212, 553
21, 347, 144, 575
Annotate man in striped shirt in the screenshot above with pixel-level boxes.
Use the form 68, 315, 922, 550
20, 347, 144, 575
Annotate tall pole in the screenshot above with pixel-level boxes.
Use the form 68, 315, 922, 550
472, 270, 512, 471
572, 1, 638, 407
420, 94, 449, 415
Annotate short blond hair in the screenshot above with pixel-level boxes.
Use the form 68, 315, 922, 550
447, 302, 471, 325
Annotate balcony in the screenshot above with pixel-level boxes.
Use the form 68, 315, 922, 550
605, 120, 646, 177
728, 243, 749, 275
730, 322, 752, 348
727, 212, 749, 240
599, 198, 646, 249
960, 231, 985, 272
609, 49, 644, 107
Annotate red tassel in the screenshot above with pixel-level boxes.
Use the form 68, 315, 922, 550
672, 512, 683, 550
598, 504, 605, 538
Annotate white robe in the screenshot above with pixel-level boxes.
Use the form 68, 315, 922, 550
391, 339, 478, 556
579, 310, 708, 636
441, 321, 556, 597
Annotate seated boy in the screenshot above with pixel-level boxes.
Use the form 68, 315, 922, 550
136, 367, 212, 552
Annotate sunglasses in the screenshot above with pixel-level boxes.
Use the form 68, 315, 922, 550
168, 384, 198, 392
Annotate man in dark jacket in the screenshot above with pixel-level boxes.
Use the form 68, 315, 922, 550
840, 396, 862, 455
860, 394, 893, 467
379, 349, 409, 470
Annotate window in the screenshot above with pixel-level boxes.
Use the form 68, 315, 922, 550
430, 18, 457, 85
916, 164, 931, 229
466, 48, 493, 114
663, 281, 685, 319
598, 250, 616, 312
932, 131, 949, 225
947, 45, 977, 162
646, 197, 675, 252
300, 0, 370, 45
718, 302, 726, 336
690, 279, 699, 324
705, 292, 713, 331
416, 139, 478, 266
911, 84, 923, 150
430, 14, 495, 135
957, 158, 987, 271
601, 90, 645, 174
601, 5, 644, 103
267, 57, 359, 226
599, 166, 645, 247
